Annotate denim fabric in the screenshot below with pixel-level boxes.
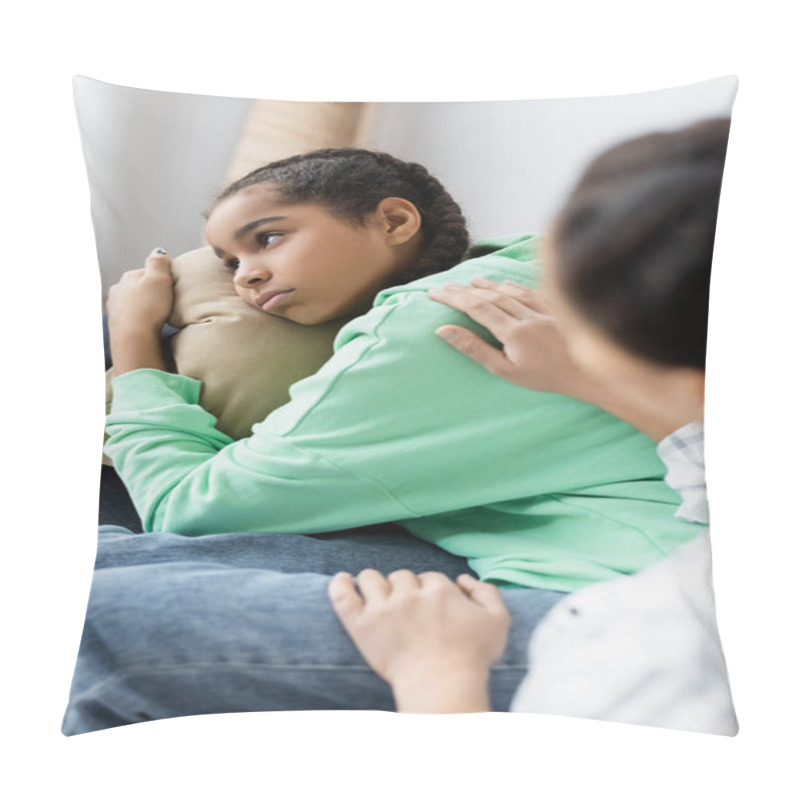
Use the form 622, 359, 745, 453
98, 467, 143, 532
62, 527, 567, 734
91, 523, 481, 576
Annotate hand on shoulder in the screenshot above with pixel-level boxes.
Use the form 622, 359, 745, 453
428, 278, 590, 396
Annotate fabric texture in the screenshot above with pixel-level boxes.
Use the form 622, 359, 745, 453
62, 525, 566, 734
656, 420, 710, 524
510, 423, 737, 735
105, 234, 700, 593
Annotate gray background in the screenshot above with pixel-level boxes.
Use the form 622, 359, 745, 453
73, 75, 738, 293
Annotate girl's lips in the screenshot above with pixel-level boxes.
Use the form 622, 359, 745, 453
257, 289, 294, 313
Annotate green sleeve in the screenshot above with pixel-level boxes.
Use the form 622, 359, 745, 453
105, 363, 419, 535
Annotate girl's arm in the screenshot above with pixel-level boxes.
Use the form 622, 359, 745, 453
327, 570, 510, 713
106, 250, 174, 376
105, 255, 689, 567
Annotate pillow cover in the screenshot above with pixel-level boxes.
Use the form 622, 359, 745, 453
69, 75, 739, 739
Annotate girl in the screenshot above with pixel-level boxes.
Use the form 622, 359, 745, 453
105, 148, 695, 589
327, 120, 738, 733
65, 147, 698, 733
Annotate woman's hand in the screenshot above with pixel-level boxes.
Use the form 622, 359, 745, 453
107, 249, 173, 376
328, 569, 510, 713
428, 277, 593, 397
429, 278, 680, 440
106, 249, 175, 335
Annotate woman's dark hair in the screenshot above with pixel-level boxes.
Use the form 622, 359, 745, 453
214, 148, 470, 285
553, 118, 732, 370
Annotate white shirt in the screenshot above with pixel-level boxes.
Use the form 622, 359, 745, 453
510, 422, 738, 735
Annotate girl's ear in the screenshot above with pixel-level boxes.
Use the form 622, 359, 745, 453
375, 197, 422, 245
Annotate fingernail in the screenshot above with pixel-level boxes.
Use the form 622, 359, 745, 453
151, 247, 168, 255
436, 327, 458, 343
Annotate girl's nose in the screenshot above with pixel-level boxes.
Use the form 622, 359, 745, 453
234, 259, 272, 288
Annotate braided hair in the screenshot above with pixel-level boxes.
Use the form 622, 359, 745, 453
214, 148, 470, 285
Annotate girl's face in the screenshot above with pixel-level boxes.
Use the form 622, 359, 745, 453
205, 186, 421, 325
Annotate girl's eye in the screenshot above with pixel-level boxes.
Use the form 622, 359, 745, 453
222, 232, 281, 271
257, 232, 282, 248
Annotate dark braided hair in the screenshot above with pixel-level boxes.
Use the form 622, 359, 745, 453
214, 148, 470, 285
553, 118, 731, 370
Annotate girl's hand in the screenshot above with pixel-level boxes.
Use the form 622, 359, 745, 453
328, 569, 510, 713
107, 249, 174, 376
106, 249, 174, 334
428, 278, 590, 397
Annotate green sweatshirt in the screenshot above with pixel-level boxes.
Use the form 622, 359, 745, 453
106, 234, 700, 592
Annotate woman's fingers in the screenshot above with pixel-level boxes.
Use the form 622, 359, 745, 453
435, 325, 511, 377
470, 277, 553, 314
418, 571, 457, 591
455, 574, 509, 615
388, 569, 421, 594
356, 568, 391, 602
429, 283, 537, 328
327, 572, 364, 619
428, 284, 515, 330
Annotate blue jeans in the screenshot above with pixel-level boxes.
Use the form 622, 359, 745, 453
62, 526, 567, 735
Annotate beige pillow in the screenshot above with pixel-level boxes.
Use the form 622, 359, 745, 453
105, 246, 346, 456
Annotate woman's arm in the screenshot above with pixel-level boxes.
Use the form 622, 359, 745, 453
327, 570, 510, 713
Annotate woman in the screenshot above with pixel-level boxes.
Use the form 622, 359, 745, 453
328, 118, 738, 734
